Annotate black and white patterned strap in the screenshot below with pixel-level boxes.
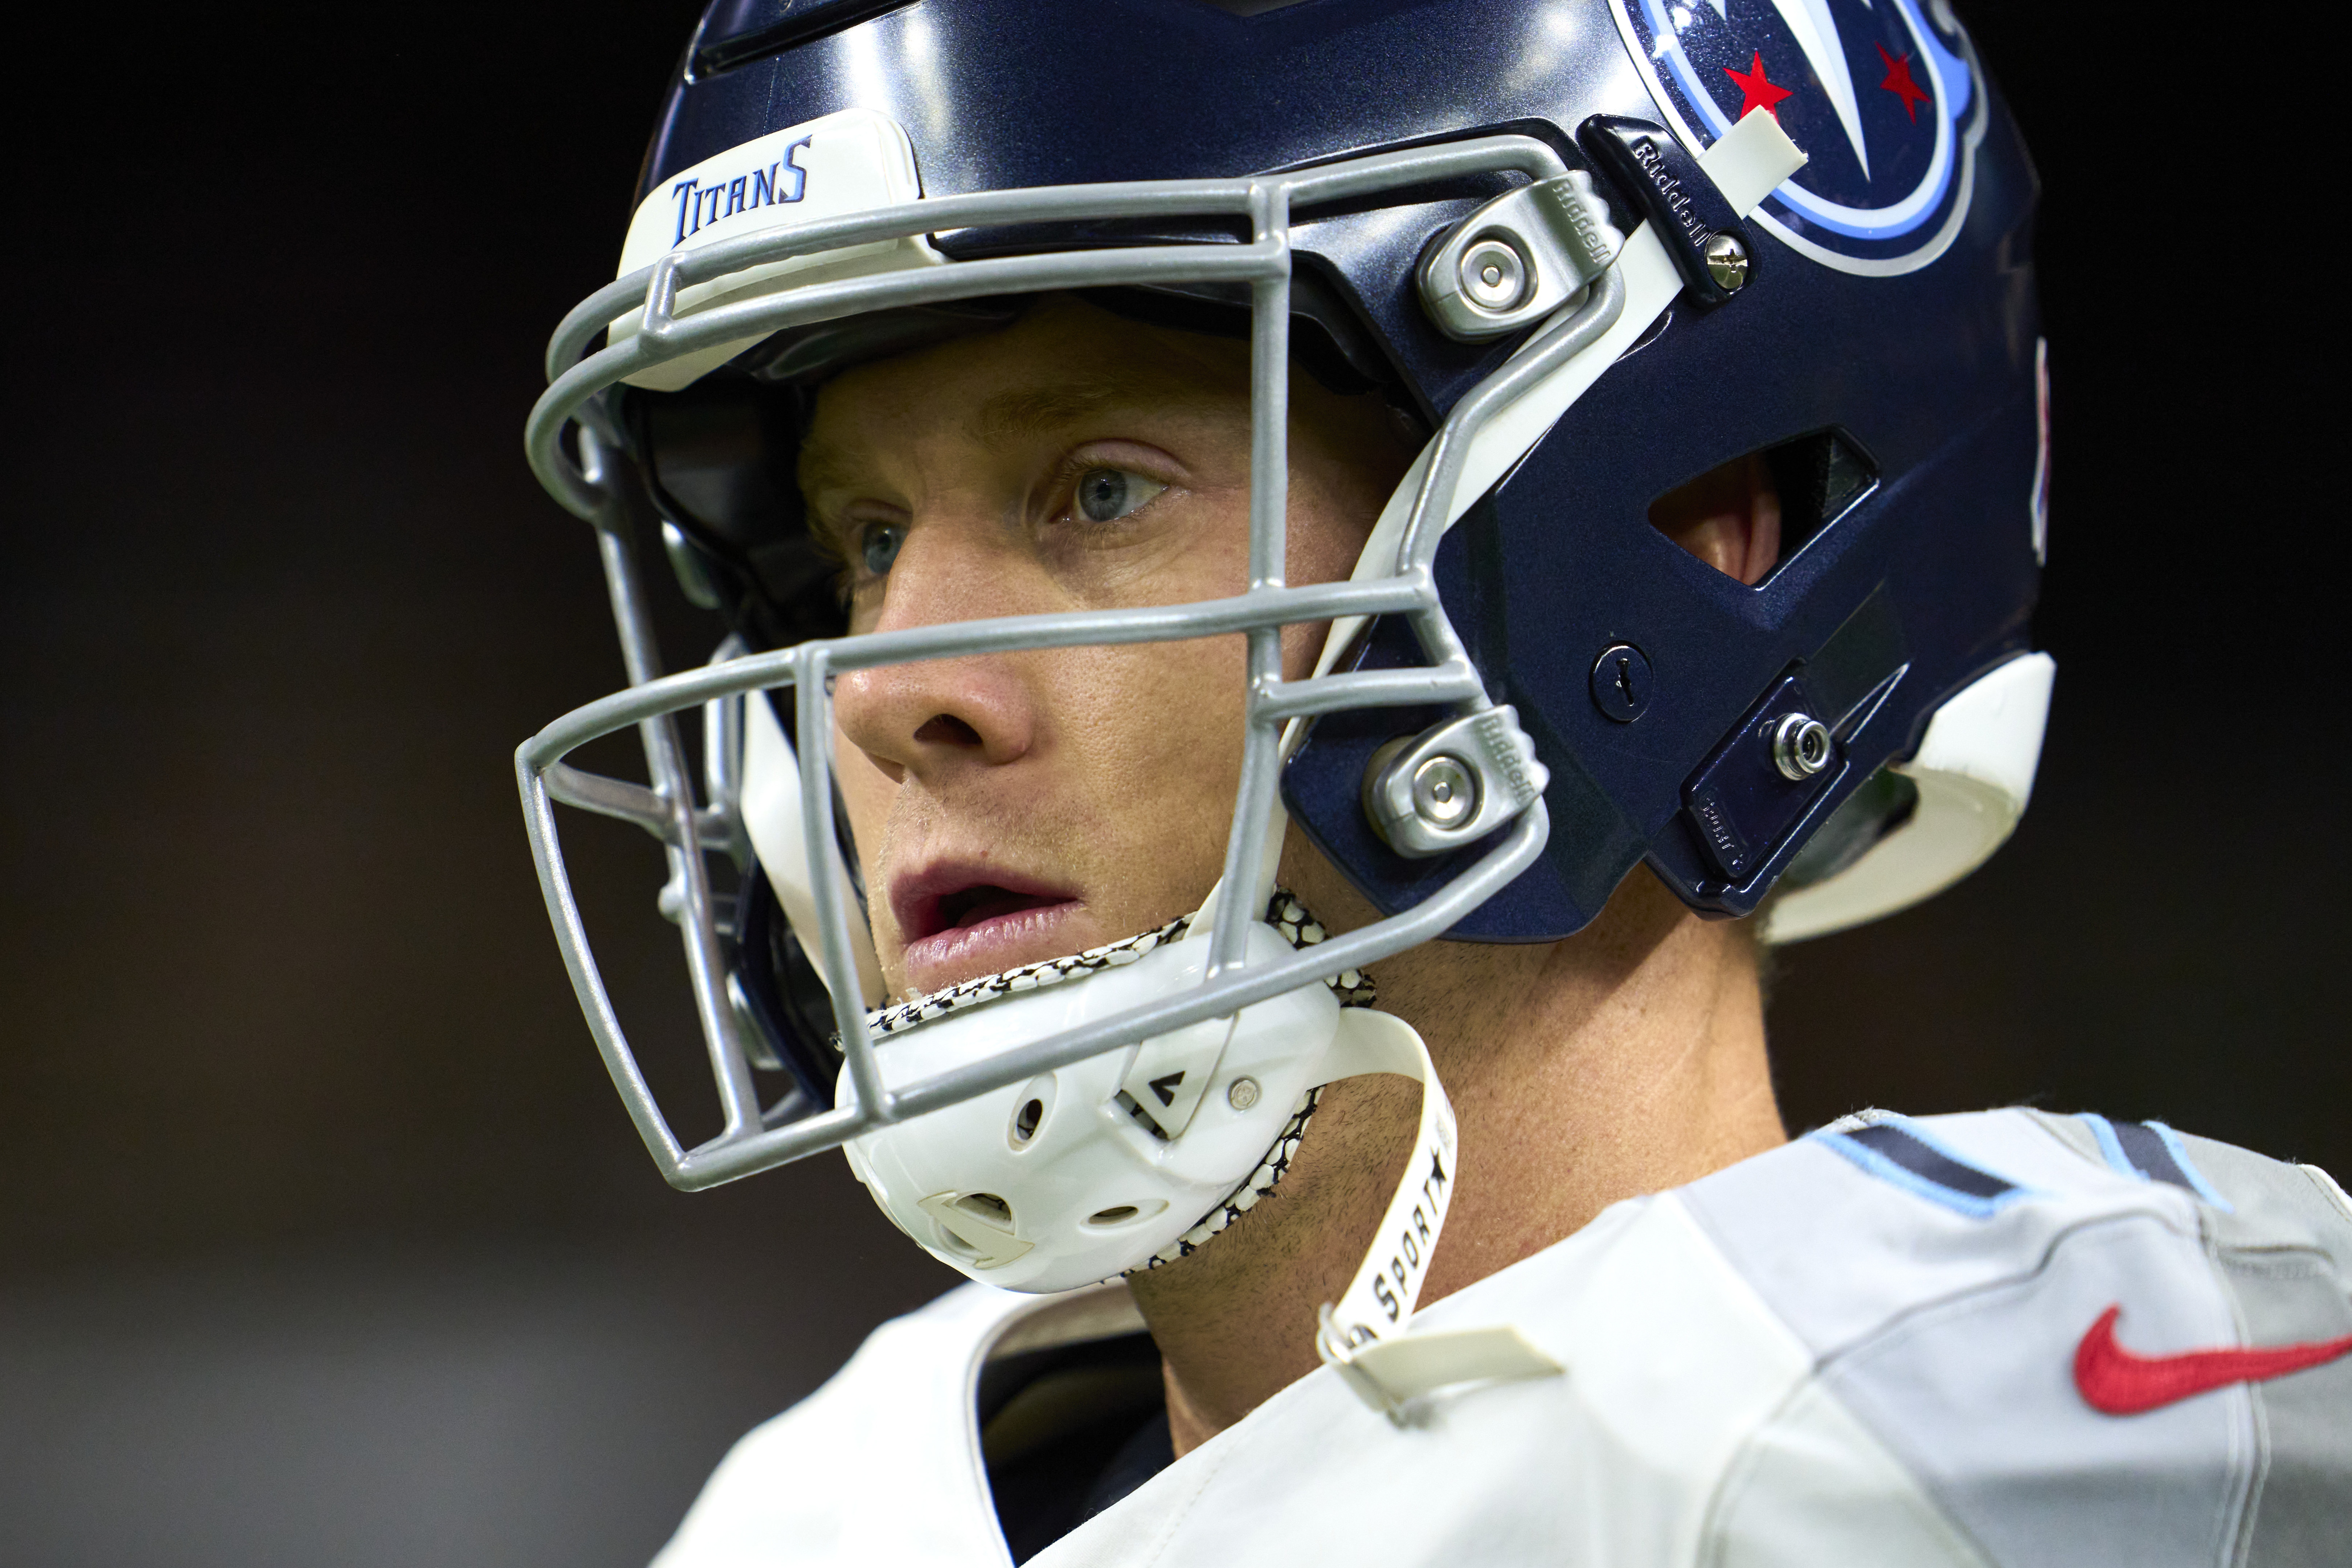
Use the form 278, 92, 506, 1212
1132, 1086, 1322, 1273
862, 890, 1375, 1038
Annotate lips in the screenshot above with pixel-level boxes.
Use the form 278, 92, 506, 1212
932, 883, 1063, 933
891, 860, 1084, 995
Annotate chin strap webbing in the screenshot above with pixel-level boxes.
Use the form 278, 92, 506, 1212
1311, 1010, 1562, 1424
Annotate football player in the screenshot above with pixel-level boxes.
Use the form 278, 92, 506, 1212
516, 2, 2352, 1562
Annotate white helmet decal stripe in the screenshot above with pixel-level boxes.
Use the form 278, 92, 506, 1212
1763, 0, 1872, 177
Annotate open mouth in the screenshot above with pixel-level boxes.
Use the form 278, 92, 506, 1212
931, 885, 1064, 934
892, 863, 1084, 992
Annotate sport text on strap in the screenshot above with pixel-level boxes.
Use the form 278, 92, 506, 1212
1310, 1010, 1560, 1424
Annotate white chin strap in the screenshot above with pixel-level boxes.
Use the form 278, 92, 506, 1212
1312, 1007, 1561, 1422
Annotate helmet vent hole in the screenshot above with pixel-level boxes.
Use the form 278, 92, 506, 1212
1006, 1076, 1058, 1151
1086, 1205, 1141, 1226
956, 1192, 1013, 1227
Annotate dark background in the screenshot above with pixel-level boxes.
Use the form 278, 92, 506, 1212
0, 3, 2338, 1564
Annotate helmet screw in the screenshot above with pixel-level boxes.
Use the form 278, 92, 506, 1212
1227, 1077, 1261, 1111
1457, 236, 1531, 312
1770, 712, 1833, 780
1702, 232, 1750, 294
1589, 642, 1653, 723
1410, 754, 1479, 828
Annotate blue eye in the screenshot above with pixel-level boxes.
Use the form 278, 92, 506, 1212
860, 523, 905, 577
1075, 468, 1165, 524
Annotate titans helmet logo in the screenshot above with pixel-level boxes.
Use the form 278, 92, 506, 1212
1608, 0, 1987, 274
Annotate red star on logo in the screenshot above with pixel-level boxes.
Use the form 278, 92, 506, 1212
1723, 51, 1793, 120
1876, 44, 1932, 123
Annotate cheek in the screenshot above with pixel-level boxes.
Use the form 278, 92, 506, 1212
1047, 637, 1251, 879
832, 732, 898, 917
1275, 448, 1387, 678
1058, 636, 1244, 779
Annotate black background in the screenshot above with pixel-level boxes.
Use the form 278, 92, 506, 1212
1, 3, 2340, 1564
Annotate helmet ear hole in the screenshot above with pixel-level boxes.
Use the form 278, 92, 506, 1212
1648, 451, 1781, 585
1758, 428, 1877, 569
1648, 430, 1879, 588
1083, 1200, 1167, 1227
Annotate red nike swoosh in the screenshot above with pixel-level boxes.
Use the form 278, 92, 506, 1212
2074, 1304, 2352, 1416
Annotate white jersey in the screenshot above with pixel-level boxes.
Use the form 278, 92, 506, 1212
652, 1109, 2352, 1567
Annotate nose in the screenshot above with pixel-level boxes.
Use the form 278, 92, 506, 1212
832, 528, 1039, 785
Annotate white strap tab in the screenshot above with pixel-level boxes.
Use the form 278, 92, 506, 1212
1311, 1010, 1563, 1421
1350, 1324, 1561, 1404
1696, 108, 1808, 218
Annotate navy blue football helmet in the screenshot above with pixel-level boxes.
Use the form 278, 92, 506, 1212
518, 0, 2050, 1273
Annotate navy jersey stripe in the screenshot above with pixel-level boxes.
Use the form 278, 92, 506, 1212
2112, 1120, 2194, 1192
2082, 1115, 2234, 1211
1843, 1122, 2015, 1201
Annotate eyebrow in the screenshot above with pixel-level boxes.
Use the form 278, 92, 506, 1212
797, 368, 1223, 523
966, 376, 1147, 447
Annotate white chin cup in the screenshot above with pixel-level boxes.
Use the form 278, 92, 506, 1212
842, 921, 1341, 1293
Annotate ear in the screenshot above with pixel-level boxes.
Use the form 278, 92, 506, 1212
1647, 453, 1782, 587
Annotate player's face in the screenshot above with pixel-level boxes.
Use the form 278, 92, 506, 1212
801, 297, 1410, 1001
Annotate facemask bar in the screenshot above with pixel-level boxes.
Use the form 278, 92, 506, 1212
519, 135, 1626, 1190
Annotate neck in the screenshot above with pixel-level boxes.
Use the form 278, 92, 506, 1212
1126, 868, 1784, 1457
